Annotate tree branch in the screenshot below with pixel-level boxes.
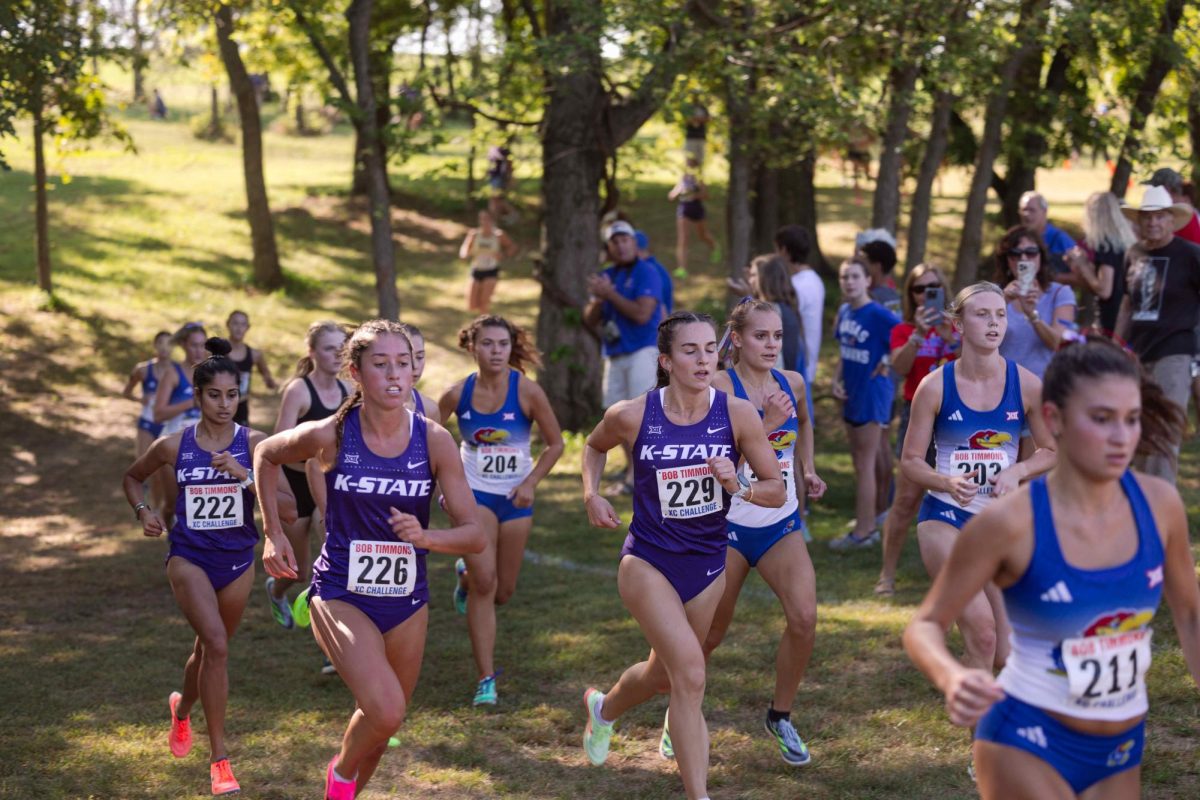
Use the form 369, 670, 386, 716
285, 0, 354, 110
517, 0, 542, 39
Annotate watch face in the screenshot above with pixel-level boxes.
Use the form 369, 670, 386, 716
737, 474, 751, 489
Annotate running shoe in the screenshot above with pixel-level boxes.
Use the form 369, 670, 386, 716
291, 585, 311, 629
828, 529, 880, 551
168, 691, 192, 758
324, 755, 356, 800
210, 758, 240, 796
264, 576, 294, 630
582, 688, 614, 766
321, 657, 338, 676
658, 709, 674, 760
764, 712, 811, 766
453, 558, 468, 615
474, 674, 498, 706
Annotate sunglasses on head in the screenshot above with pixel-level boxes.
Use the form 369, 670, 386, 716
1007, 247, 1039, 258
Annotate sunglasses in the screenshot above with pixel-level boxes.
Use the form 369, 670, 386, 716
910, 282, 941, 293
1007, 247, 1040, 258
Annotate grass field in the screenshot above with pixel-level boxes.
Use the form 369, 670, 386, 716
1, 84, 1199, 799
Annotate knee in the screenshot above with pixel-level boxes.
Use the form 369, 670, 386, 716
783, 602, 817, 640
669, 662, 707, 699
964, 618, 998, 656
198, 631, 230, 663
363, 694, 406, 735
701, 629, 725, 658
469, 568, 498, 599
494, 584, 515, 606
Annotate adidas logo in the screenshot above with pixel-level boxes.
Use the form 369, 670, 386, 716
1016, 726, 1048, 748
940, 510, 957, 522
1040, 580, 1073, 603
461, 411, 472, 419
947, 410, 964, 422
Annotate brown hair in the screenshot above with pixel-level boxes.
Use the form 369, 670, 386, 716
655, 310, 717, 387
1043, 335, 1185, 460
289, 321, 346, 383
751, 255, 799, 314
725, 299, 780, 365
993, 225, 1051, 289
457, 315, 542, 373
900, 263, 950, 322
332, 320, 414, 452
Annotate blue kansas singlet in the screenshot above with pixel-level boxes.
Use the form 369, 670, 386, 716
928, 359, 1024, 515
312, 406, 433, 603
170, 424, 258, 552
162, 362, 201, 434
630, 388, 739, 555
455, 370, 532, 494
726, 368, 798, 526
998, 472, 1164, 720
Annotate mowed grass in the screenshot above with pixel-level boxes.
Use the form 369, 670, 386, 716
2, 91, 1200, 799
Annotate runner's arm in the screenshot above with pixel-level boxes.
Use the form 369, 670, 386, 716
730, 397, 785, 508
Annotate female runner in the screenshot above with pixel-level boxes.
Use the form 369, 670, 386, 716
225, 310, 278, 426
438, 315, 563, 706
123, 337, 293, 796
256, 320, 483, 800
580, 310, 784, 800
901, 282, 1056, 674
123, 330, 174, 516
400, 322, 439, 424
905, 337, 1200, 799
459, 210, 518, 315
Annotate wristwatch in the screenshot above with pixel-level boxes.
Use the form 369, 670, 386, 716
238, 470, 255, 489
133, 502, 150, 520
1029, 309, 1041, 323
734, 473, 753, 500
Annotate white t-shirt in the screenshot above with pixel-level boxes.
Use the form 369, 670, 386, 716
791, 268, 824, 385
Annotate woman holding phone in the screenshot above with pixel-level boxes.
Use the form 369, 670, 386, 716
994, 226, 1076, 379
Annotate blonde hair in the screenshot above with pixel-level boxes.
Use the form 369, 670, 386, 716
947, 282, 1004, 321
1083, 191, 1137, 252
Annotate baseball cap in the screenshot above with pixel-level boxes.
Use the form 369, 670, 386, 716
605, 220, 635, 240
1145, 167, 1184, 193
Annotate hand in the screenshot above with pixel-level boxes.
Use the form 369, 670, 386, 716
945, 475, 980, 507
804, 471, 827, 501
707, 456, 740, 495
389, 507, 431, 548
508, 478, 536, 509
586, 273, 614, 300
139, 507, 165, 537
942, 668, 1005, 727
210, 451, 247, 482
762, 390, 795, 431
585, 494, 622, 529
913, 306, 936, 335
726, 276, 751, 295
266, 379, 279, 391
831, 378, 847, 401
990, 466, 1022, 498
262, 530, 299, 579
1018, 288, 1041, 317
1002, 281, 1023, 302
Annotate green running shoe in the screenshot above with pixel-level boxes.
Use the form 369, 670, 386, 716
291, 585, 311, 629
453, 558, 468, 615
264, 576, 294, 630
474, 674, 498, 706
764, 712, 811, 766
582, 688, 613, 766
658, 709, 674, 760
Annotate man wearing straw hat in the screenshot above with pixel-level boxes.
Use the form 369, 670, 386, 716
1115, 183, 1200, 483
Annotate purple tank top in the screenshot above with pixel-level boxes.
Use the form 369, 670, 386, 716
170, 424, 258, 552
629, 388, 739, 554
312, 406, 433, 602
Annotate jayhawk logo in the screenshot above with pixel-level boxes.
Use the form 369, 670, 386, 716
1106, 739, 1136, 767
767, 429, 796, 454
968, 430, 1012, 449
473, 427, 509, 444
1049, 609, 1155, 674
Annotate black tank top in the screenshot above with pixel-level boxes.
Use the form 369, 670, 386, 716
298, 376, 349, 424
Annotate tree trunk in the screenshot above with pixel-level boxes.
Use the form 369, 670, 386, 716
348, 0, 399, 319
1189, 88, 1200, 206
209, 84, 222, 134
351, 41, 393, 196
906, 89, 954, 270
131, 0, 145, 102
295, 91, 308, 134
791, 150, 829, 276
215, 4, 283, 290
1110, 0, 1186, 198
725, 87, 754, 281
953, 0, 1049, 290
871, 61, 920, 234
753, 162, 780, 255
33, 105, 52, 294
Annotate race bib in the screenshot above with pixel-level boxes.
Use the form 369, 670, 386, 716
347, 540, 417, 597
1061, 629, 1152, 709
184, 484, 243, 530
476, 445, 529, 483
656, 464, 720, 519
743, 457, 793, 485
951, 449, 1009, 497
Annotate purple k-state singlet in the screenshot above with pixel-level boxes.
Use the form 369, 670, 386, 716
168, 423, 258, 590
310, 406, 433, 634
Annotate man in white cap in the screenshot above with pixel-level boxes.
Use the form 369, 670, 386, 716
585, 219, 664, 493
1115, 184, 1200, 483
1146, 167, 1200, 245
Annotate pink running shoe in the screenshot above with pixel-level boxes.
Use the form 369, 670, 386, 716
210, 758, 240, 796
324, 755, 356, 800
168, 692, 192, 758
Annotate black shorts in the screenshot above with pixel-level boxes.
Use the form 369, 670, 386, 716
471, 268, 500, 281
284, 464, 316, 519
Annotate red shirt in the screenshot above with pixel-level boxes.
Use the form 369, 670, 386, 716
891, 322, 960, 401
1176, 211, 1200, 246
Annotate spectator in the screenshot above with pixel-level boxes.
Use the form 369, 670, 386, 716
486, 143, 516, 223
1018, 191, 1079, 283
1145, 167, 1200, 245
683, 98, 709, 166
777, 225, 824, 386
668, 155, 719, 272
1064, 192, 1136, 335
994, 225, 1077, 378
150, 89, 167, 120
858, 239, 902, 316
584, 220, 664, 493
635, 229, 674, 314
1116, 184, 1200, 483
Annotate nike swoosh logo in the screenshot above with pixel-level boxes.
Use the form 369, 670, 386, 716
407, 460, 427, 470
706, 426, 727, 434
411, 597, 422, 605
706, 567, 724, 576
231, 562, 249, 571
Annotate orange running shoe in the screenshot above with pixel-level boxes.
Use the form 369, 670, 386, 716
210, 758, 240, 796
168, 692, 192, 758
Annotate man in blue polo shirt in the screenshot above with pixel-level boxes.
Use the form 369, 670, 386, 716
1019, 190, 1079, 284
585, 220, 664, 492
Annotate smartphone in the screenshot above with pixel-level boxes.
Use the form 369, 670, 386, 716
923, 286, 945, 323
1016, 259, 1036, 294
